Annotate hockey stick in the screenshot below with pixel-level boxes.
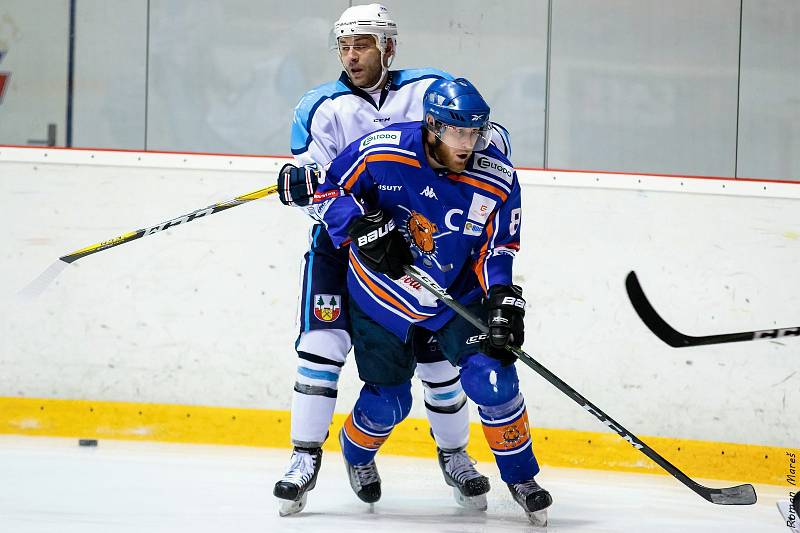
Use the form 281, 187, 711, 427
402, 265, 757, 506
625, 271, 800, 348
18, 185, 278, 298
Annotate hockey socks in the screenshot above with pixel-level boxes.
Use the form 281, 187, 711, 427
478, 395, 540, 484
290, 330, 350, 447
340, 411, 394, 465
340, 382, 412, 465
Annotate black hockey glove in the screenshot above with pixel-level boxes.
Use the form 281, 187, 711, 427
277, 163, 320, 207
482, 284, 526, 365
348, 210, 413, 280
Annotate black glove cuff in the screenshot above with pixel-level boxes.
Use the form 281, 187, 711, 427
488, 284, 526, 316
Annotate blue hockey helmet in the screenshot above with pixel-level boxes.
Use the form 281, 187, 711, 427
423, 78, 492, 151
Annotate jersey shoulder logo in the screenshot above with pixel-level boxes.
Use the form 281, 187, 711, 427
419, 186, 438, 199
474, 154, 514, 184
359, 130, 402, 151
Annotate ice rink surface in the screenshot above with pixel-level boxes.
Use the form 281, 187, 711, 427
0, 436, 790, 533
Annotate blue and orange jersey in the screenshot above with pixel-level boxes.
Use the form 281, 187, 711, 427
314, 121, 522, 340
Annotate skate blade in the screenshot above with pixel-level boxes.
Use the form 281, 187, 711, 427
452, 487, 487, 511
278, 493, 307, 517
525, 508, 548, 528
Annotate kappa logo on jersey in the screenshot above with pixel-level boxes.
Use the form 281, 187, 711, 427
313, 294, 341, 322
0, 50, 10, 105
406, 211, 438, 254
359, 130, 401, 151
419, 186, 437, 199
476, 155, 514, 184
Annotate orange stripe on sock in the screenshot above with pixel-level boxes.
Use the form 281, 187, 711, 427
481, 409, 531, 453
343, 413, 390, 450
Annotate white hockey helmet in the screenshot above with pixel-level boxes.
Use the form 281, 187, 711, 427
330, 3, 398, 52
330, 4, 398, 89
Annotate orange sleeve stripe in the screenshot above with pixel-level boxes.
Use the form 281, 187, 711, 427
343, 413, 390, 450
448, 174, 508, 202
366, 153, 421, 167
342, 153, 420, 191
472, 217, 494, 294
343, 159, 367, 191
350, 251, 431, 320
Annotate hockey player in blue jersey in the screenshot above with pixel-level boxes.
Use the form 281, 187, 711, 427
272, 4, 503, 516
313, 78, 552, 526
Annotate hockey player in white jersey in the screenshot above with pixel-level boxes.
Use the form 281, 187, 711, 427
272, 4, 511, 516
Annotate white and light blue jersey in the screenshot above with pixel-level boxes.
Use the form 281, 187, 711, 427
291, 69, 453, 169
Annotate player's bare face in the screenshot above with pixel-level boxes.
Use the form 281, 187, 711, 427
338, 35, 384, 88
425, 129, 474, 173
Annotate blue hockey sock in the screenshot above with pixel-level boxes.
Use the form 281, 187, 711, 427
339, 383, 412, 465
479, 395, 540, 484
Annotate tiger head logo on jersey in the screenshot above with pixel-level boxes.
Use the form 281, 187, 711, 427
406, 211, 438, 254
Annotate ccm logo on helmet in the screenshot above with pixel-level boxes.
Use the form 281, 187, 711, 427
476, 156, 513, 182
356, 219, 396, 247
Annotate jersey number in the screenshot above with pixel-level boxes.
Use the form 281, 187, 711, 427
509, 208, 521, 236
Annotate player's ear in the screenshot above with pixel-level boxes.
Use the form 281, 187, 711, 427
384, 38, 395, 65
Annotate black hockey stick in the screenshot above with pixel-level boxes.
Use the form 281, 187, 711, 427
403, 265, 757, 506
18, 185, 278, 299
626, 271, 800, 348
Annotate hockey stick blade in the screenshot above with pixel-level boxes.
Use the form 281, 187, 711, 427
17, 185, 278, 299
625, 271, 800, 347
404, 265, 757, 506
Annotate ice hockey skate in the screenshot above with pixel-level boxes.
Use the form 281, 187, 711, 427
273, 447, 322, 516
437, 446, 490, 510
339, 429, 382, 504
507, 478, 552, 527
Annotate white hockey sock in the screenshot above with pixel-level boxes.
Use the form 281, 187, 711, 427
417, 360, 469, 450
290, 329, 350, 447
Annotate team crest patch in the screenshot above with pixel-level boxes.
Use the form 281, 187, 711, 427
313, 294, 341, 322
406, 211, 438, 254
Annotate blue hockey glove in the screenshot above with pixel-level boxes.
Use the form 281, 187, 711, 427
277, 163, 320, 207
482, 284, 526, 365
348, 210, 413, 280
